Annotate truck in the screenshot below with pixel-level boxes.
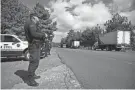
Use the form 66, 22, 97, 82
60, 44, 66, 48
93, 30, 131, 51
71, 41, 80, 49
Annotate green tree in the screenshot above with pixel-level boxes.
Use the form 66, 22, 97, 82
131, 28, 135, 50
60, 37, 67, 47
66, 30, 75, 47
33, 3, 57, 41
72, 31, 81, 41
80, 25, 103, 48
104, 13, 132, 33
1, 0, 29, 40
81, 28, 95, 47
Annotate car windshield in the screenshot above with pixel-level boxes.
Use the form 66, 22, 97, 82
16, 36, 26, 41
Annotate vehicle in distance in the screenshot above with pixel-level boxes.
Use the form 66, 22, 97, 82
93, 30, 131, 51
71, 41, 80, 49
60, 44, 67, 48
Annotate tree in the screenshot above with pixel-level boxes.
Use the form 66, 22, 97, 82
60, 37, 67, 47
66, 30, 75, 47
33, 3, 57, 42
1, 0, 30, 40
80, 24, 103, 48
104, 13, 132, 33
74, 31, 82, 41
131, 28, 135, 50
81, 28, 96, 47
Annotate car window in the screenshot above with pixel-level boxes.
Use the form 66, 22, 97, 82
1, 35, 20, 42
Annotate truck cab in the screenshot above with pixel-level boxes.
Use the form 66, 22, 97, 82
71, 41, 80, 49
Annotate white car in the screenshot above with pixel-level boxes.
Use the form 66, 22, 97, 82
0, 34, 29, 60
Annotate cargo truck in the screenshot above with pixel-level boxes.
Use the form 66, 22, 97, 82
93, 30, 131, 51
61, 44, 66, 48
71, 41, 80, 49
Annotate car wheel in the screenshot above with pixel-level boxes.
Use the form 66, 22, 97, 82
24, 50, 30, 61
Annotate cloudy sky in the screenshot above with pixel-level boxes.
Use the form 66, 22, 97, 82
19, 0, 135, 43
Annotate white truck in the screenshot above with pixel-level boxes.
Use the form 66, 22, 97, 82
93, 30, 131, 51
71, 41, 80, 49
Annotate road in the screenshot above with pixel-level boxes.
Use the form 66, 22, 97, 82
56, 48, 135, 89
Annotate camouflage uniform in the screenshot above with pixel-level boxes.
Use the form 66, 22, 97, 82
48, 40, 52, 55
45, 39, 51, 55
24, 18, 45, 78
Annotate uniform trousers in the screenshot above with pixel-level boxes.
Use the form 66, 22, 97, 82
28, 41, 41, 77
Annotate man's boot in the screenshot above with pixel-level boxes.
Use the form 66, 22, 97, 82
33, 74, 41, 79
28, 78, 39, 86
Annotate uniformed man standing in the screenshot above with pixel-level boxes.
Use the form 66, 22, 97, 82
24, 12, 46, 86
48, 40, 52, 55
46, 34, 53, 55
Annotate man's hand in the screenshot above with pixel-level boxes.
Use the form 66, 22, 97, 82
42, 33, 48, 41
44, 33, 48, 38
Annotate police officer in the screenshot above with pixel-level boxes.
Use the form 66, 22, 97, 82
46, 34, 53, 55
44, 38, 50, 55
42, 38, 49, 57
24, 12, 46, 86
41, 33, 48, 58
48, 40, 52, 55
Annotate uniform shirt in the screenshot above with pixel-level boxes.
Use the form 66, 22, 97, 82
24, 18, 45, 43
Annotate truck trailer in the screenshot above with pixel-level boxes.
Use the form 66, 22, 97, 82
93, 30, 131, 51
71, 41, 80, 49
60, 44, 66, 48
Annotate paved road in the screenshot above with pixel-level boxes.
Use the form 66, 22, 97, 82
56, 48, 135, 89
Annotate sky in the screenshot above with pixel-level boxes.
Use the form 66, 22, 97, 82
19, 0, 135, 43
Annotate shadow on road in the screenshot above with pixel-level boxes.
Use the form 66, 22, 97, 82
14, 70, 32, 86
1, 58, 27, 62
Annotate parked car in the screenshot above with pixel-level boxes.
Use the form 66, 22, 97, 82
0, 34, 29, 60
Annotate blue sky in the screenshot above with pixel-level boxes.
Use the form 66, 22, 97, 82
19, 0, 135, 43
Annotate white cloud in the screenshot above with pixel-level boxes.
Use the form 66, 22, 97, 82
53, 31, 68, 42
120, 10, 135, 25
54, 31, 68, 36
113, 0, 132, 12
52, 35, 62, 43
113, 0, 135, 25
49, 0, 112, 32
50, 0, 135, 42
